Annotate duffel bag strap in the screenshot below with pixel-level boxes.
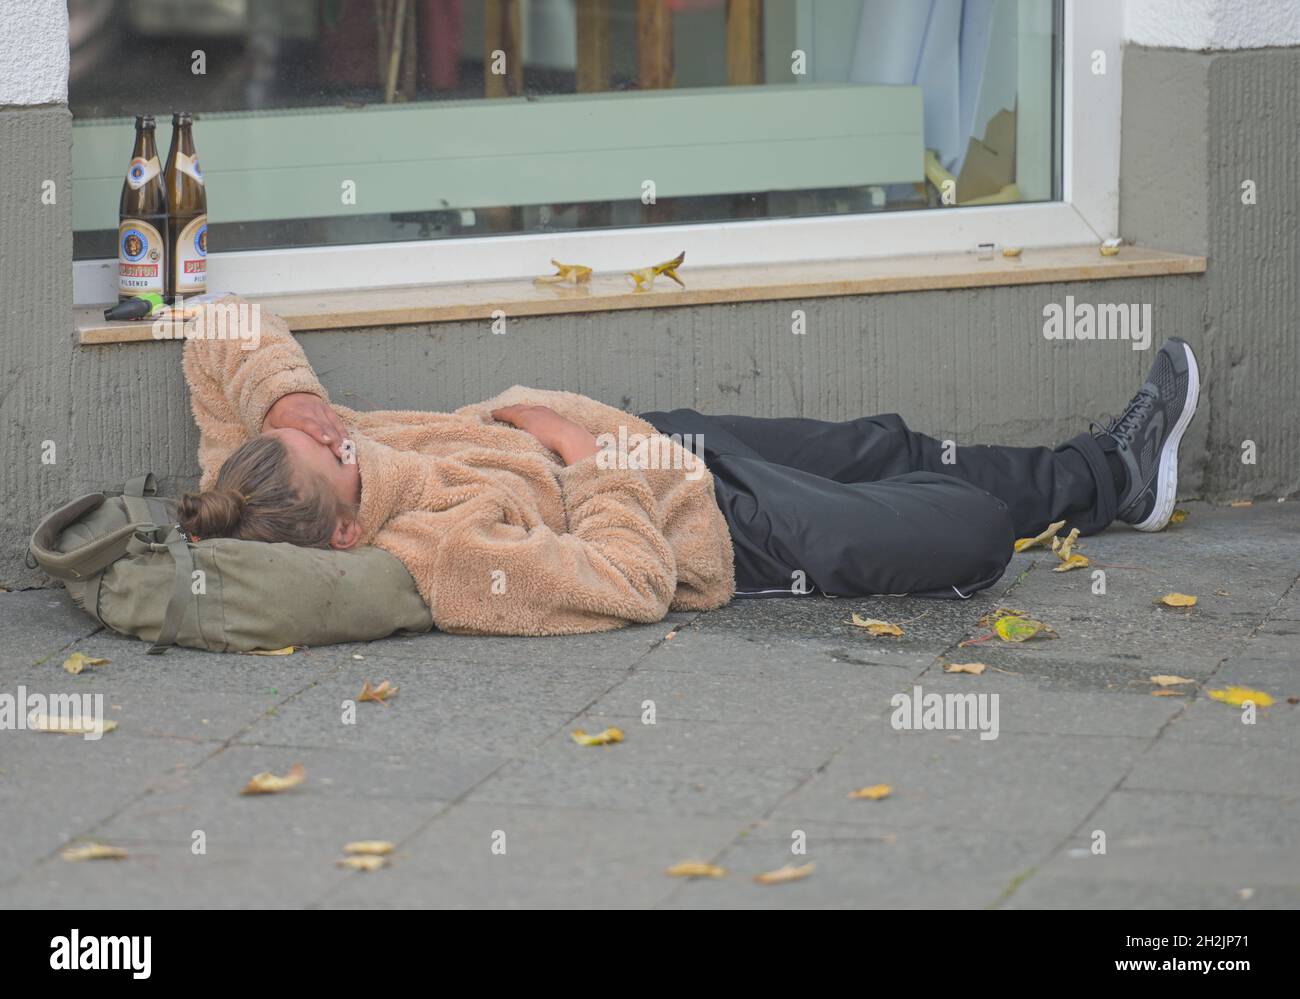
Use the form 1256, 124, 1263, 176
147, 531, 196, 655
123, 472, 173, 529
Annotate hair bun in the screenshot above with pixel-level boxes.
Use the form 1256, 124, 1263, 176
178, 488, 246, 539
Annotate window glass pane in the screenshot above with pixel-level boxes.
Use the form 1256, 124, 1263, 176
71, 0, 1062, 259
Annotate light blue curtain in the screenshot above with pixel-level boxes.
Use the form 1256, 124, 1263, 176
849, 0, 1011, 176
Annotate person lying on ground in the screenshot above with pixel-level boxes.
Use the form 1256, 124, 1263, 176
178, 295, 1199, 636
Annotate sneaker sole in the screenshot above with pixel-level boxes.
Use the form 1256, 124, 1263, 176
1132, 340, 1200, 532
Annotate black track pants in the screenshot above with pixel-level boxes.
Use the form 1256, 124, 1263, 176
639, 410, 1118, 599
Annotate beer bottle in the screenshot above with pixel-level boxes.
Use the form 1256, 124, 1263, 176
117, 115, 168, 302
164, 111, 208, 302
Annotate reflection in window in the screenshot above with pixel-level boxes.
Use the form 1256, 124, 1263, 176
71, 0, 1061, 258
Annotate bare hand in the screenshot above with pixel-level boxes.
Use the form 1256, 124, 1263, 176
263, 392, 349, 458
491, 404, 600, 465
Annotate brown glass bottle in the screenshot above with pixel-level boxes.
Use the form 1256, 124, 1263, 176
117, 115, 168, 302
164, 111, 208, 302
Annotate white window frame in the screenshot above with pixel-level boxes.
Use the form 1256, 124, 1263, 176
73, 0, 1120, 306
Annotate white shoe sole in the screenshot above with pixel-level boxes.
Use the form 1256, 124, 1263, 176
1132, 341, 1200, 532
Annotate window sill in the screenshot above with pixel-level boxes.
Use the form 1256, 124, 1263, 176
76, 244, 1205, 346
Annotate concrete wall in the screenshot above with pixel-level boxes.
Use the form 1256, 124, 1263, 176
1121, 44, 1300, 501
0, 0, 73, 589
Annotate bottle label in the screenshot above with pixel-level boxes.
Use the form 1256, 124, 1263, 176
175, 215, 208, 293
126, 156, 161, 190
175, 152, 204, 185
118, 218, 165, 296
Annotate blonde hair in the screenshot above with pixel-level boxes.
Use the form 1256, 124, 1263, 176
179, 434, 343, 548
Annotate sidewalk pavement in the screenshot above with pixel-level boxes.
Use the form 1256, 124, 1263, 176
1, 500, 1297, 909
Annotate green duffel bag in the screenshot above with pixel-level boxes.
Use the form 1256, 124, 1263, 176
27, 473, 434, 653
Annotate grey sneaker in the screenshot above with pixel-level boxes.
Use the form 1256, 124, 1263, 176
1094, 338, 1200, 532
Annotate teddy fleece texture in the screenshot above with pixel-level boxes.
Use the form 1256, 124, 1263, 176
182, 296, 736, 635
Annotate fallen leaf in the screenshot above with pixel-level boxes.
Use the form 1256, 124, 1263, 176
62, 652, 109, 675
241, 762, 306, 795
571, 726, 624, 746
849, 783, 893, 800
994, 615, 1057, 643
977, 607, 1028, 627
358, 680, 399, 705
627, 251, 686, 291
1150, 675, 1194, 686
343, 841, 395, 856
337, 855, 388, 871
1169, 508, 1189, 524
1014, 520, 1066, 553
1001, 246, 1022, 258
666, 861, 725, 879
1215, 589, 1232, 596
1151, 689, 1185, 697
1207, 686, 1275, 708
850, 613, 904, 637
61, 843, 128, 862
944, 662, 989, 675
1288, 696, 1299, 706
534, 259, 592, 285
28, 714, 117, 737
1050, 527, 1082, 561
249, 646, 295, 656
1053, 553, 1090, 572
754, 862, 815, 885
1230, 500, 1253, 508
1157, 593, 1197, 608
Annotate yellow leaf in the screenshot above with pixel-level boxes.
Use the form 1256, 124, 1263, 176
62, 652, 109, 675
61, 843, 128, 862
337, 855, 388, 871
627, 251, 686, 292
626, 267, 656, 291
1151, 689, 1185, 697
665, 861, 726, 879
1052, 553, 1090, 572
1169, 508, 1189, 524
754, 862, 815, 885
29, 713, 117, 737
358, 680, 399, 705
849, 783, 893, 800
977, 607, 1028, 627
248, 646, 295, 656
343, 841, 395, 856
1001, 246, 1022, 258
241, 762, 306, 795
1014, 520, 1066, 552
994, 615, 1057, 642
1207, 686, 1275, 708
534, 259, 592, 285
1150, 675, 1194, 687
944, 662, 989, 675
850, 613, 904, 637
1157, 593, 1197, 608
571, 726, 624, 746
1050, 527, 1082, 561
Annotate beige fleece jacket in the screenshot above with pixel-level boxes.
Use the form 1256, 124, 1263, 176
181, 296, 735, 635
